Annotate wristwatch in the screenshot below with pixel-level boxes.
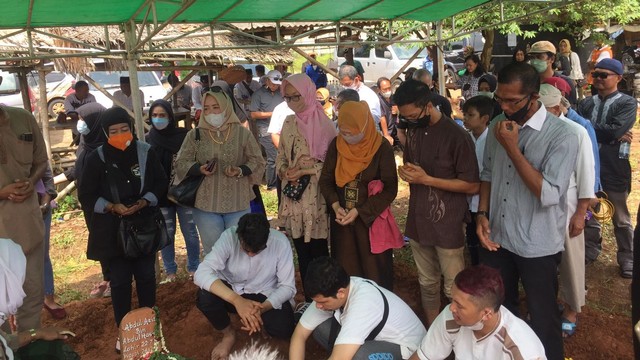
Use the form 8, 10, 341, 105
476, 211, 489, 219
29, 328, 37, 341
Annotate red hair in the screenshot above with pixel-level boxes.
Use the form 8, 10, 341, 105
454, 265, 505, 311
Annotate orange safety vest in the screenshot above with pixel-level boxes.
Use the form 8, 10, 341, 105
587, 46, 614, 84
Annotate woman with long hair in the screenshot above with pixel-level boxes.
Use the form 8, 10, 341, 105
276, 74, 337, 303
447, 54, 486, 100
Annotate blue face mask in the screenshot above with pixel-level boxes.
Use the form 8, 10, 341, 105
152, 117, 169, 130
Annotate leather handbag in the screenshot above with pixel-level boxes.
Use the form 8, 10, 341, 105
105, 160, 170, 260
282, 145, 311, 201
167, 128, 204, 207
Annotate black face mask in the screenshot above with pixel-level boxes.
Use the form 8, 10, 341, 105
403, 114, 431, 129
504, 95, 532, 123
319, 100, 326, 106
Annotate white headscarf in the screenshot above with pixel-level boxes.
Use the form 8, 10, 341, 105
0, 238, 27, 326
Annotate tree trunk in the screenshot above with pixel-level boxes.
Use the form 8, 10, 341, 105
481, 29, 495, 73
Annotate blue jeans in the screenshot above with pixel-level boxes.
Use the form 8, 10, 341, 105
192, 208, 250, 255
43, 208, 54, 296
257, 121, 277, 189
160, 206, 201, 274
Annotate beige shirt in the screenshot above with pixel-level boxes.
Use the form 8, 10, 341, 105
0, 106, 47, 253
174, 123, 265, 213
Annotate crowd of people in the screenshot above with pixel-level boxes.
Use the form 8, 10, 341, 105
0, 36, 638, 360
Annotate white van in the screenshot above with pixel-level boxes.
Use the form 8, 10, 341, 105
78, 71, 167, 108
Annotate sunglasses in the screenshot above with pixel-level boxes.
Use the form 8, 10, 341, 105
284, 94, 302, 103
270, 76, 282, 82
592, 71, 616, 79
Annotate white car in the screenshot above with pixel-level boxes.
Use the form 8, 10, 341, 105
78, 71, 167, 109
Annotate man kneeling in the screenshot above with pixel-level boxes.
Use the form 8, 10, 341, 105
410, 265, 546, 360
290, 257, 426, 360
194, 213, 296, 359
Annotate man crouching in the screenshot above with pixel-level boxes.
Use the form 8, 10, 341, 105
194, 213, 296, 359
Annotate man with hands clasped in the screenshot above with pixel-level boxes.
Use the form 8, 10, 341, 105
194, 213, 296, 360
476, 62, 579, 360
393, 80, 480, 326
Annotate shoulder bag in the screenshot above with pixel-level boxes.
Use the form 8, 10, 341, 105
167, 128, 204, 207
105, 160, 170, 259
282, 143, 311, 201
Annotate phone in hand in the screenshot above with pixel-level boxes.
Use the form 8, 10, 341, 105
205, 159, 218, 172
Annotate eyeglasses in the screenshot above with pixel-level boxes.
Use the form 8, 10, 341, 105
270, 76, 282, 82
494, 93, 530, 106
592, 71, 615, 79
284, 94, 302, 103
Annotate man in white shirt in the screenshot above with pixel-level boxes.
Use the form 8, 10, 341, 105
194, 214, 296, 360
461, 95, 493, 266
410, 265, 547, 360
539, 84, 595, 336
112, 76, 144, 112
338, 65, 387, 136
290, 257, 426, 360
192, 74, 209, 122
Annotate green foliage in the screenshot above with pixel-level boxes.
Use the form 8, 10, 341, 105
52, 195, 79, 218
51, 230, 75, 248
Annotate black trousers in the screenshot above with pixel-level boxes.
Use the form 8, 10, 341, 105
109, 253, 156, 326
480, 247, 563, 360
632, 205, 640, 359
196, 288, 295, 339
465, 212, 480, 266
293, 238, 329, 302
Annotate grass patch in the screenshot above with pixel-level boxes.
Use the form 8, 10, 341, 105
51, 230, 75, 249
56, 288, 86, 304
261, 186, 279, 218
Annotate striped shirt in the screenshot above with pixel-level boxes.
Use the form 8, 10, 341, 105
415, 305, 547, 360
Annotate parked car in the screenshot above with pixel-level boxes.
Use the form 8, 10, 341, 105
77, 70, 168, 109
443, 32, 486, 71
27, 71, 74, 117
0, 70, 36, 113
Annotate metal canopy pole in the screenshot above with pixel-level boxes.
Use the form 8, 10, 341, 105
436, 21, 445, 95
38, 69, 52, 163
124, 22, 146, 141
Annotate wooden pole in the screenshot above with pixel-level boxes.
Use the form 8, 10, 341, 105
162, 70, 197, 101
124, 22, 146, 142
82, 74, 136, 119
17, 71, 31, 113
389, 47, 424, 83
291, 47, 339, 79
38, 70, 52, 163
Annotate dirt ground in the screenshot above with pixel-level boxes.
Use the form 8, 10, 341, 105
41, 128, 636, 359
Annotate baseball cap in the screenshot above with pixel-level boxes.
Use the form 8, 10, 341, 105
543, 77, 571, 96
539, 83, 562, 107
266, 70, 283, 84
595, 58, 624, 75
529, 41, 556, 54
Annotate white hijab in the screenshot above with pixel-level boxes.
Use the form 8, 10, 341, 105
0, 238, 26, 325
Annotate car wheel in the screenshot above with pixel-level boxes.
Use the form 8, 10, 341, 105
445, 67, 458, 85
48, 99, 65, 118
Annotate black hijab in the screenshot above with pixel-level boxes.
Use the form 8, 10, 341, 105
99, 107, 137, 164
77, 103, 107, 151
146, 99, 189, 154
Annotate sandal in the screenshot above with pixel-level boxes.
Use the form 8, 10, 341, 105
44, 303, 67, 320
561, 317, 577, 337
89, 282, 108, 299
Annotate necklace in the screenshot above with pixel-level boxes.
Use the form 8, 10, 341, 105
206, 126, 232, 145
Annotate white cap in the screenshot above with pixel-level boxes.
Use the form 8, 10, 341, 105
539, 83, 562, 108
266, 70, 283, 85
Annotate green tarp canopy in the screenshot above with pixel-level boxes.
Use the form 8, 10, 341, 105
1, 0, 489, 28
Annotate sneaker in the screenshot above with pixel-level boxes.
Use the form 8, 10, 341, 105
160, 274, 176, 284
103, 282, 111, 298
89, 282, 108, 299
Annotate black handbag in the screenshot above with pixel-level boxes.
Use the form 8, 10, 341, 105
282, 145, 311, 201
105, 161, 170, 260
167, 128, 204, 207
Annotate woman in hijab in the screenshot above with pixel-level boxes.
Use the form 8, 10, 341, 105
146, 99, 200, 282
276, 74, 336, 302
73, 103, 115, 299
558, 38, 585, 99
78, 107, 167, 352
0, 238, 75, 359
315, 87, 334, 120
319, 101, 398, 290
174, 88, 264, 256
476, 74, 502, 118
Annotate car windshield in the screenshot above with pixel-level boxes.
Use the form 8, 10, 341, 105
392, 45, 428, 60
85, 71, 159, 90
0, 71, 19, 92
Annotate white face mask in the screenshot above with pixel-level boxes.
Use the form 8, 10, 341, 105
382, 91, 392, 98
342, 132, 365, 145
477, 91, 494, 99
76, 119, 90, 135
204, 113, 226, 128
